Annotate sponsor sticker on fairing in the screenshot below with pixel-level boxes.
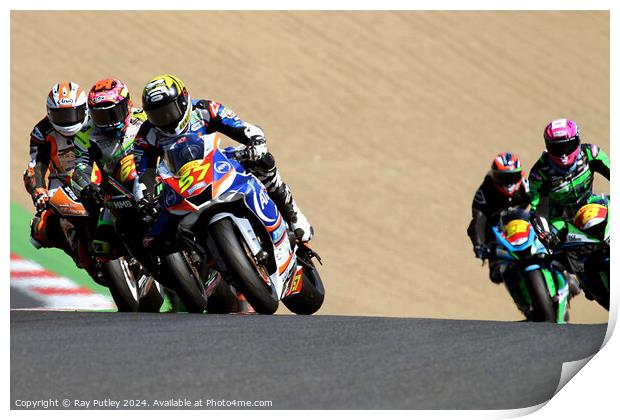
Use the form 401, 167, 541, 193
186, 181, 206, 196
214, 161, 231, 174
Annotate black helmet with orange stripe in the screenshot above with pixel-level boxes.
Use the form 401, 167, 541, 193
490, 152, 523, 197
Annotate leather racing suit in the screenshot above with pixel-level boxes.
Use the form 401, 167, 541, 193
23, 116, 89, 257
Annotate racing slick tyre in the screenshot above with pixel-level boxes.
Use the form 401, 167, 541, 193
584, 256, 610, 311
137, 276, 165, 313
282, 259, 325, 315
526, 269, 556, 322
209, 218, 279, 315
161, 252, 207, 314
205, 276, 239, 314
102, 257, 139, 312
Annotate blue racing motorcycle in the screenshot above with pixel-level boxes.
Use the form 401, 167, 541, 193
157, 132, 325, 315
492, 209, 570, 323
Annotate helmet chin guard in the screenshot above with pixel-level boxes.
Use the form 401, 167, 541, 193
46, 81, 88, 136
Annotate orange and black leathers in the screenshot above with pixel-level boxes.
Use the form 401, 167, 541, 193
23, 116, 81, 251
24, 116, 77, 195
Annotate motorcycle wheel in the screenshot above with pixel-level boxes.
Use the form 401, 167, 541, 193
209, 218, 279, 315
102, 257, 139, 312
587, 257, 610, 311
526, 269, 556, 322
137, 276, 165, 313
161, 252, 207, 314
205, 275, 239, 314
282, 259, 325, 315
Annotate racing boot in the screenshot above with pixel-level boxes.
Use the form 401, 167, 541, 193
248, 153, 313, 242
268, 182, 313, 242
564, 270, 581, 298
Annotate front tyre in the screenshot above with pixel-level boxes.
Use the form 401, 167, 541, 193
161, 252, 207, 313
526, 269, 556, 322
209, 218, 279, 315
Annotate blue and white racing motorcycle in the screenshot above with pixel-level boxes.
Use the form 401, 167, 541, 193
158, 132, 324, 315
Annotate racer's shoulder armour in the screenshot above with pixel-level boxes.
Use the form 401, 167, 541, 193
581, 143, 599, 160
74, 121, 94, 150
528, 154, 548, 182
193, 99, 218, 121
473, 174, 494, 207
30, 116, 54, 143
136, 119, 155, 147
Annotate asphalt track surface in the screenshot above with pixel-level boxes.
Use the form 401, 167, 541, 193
10, 311, 607, 409
10, 288, 41, 309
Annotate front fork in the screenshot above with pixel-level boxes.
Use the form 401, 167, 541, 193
524, 264, 569, 323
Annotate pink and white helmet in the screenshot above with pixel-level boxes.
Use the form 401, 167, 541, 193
46, 81, 88, 136
543, 118, 581, 167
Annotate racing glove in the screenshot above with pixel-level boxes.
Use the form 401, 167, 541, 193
474, 244, 491, 261
246, 138, 268, 162
79, 183, 103, 210
137, 197, 158, 224
243, 124, 268, 162
531, 215, 560, 250
32, 187, 49, 211
538, 230, 561, 250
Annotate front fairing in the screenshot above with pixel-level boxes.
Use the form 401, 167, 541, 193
492, 225, 546, 261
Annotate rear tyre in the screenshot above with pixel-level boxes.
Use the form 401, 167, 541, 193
102, 257, 139, 312
137, 277, 165, 313
209, 218, 279, 315
282, 260, 325, 315
161, 252, 207, 313
526, 269, 556, 322
205, 276, 239, 314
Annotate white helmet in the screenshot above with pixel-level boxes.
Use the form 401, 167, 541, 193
46, 81, 88, 136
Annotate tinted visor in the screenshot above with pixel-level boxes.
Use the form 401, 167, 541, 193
48, 104, 86, 127
145, 98, 184, 131
90, 99, 129, 128
162, 135, 206, 175
491, 170, 522, 186
546, 137, 579, 156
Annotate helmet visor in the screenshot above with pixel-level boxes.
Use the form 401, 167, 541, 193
162, 135, 206, 176
90, 99, 129, 128
48, 104, 87, 127
491, 170, 522, 186
547, 137, 579, 157
145, 99, 184, 132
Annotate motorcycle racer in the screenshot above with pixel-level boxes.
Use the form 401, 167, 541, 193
467, 152, 531, 284
23, 81, 90, 260
135, 74, 313, 244
70, 78, 150, 261
529, 118, 610, 247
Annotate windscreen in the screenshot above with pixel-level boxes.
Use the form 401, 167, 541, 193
162, 134, 206, 176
